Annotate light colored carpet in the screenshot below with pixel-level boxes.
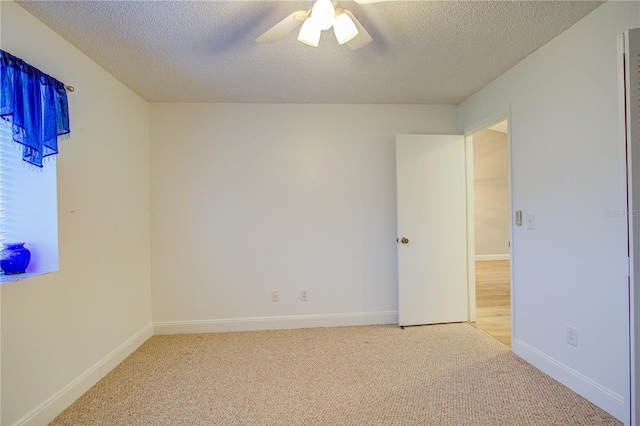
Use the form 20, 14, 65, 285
50, 323, 620, 425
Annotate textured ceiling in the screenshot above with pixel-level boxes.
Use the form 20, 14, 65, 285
15, 0, 604, 104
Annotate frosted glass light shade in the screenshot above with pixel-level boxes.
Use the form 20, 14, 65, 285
311, 0, 335, 31
298, 18, 321, 47
333, 12, 358, 44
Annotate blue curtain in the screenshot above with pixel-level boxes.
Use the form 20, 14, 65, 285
0, 50, 70, 168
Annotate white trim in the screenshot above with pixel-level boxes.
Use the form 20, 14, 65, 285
622, 29, 639, 426
620, 30, 634, 426
465, 134, 477, 323
153, 311, 398, 335
513, 339, 626, 422
461, 111, 509, 136
506, 109, 516, 359
13, 323, 154, 426
475, 254, 511, 261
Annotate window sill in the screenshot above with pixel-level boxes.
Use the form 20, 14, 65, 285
0, 270, 54, 284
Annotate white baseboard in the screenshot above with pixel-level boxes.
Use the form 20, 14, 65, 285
475, 254, 510, 261
15, 322, 154, 426
513, 339, 627, 423
154, 311, 399, 335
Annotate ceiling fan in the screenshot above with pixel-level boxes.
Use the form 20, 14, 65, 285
256, 0, 389, 50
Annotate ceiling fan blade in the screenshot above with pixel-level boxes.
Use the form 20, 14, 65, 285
344, 10, 372, 50
256, 10, 308, 43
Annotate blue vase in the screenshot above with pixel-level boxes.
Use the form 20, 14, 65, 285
0, 243, 31, 275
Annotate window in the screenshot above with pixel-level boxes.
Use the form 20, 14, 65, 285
1, 49, 69, 282
0, 119, 59, 283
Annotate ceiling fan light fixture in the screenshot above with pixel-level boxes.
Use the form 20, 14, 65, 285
298, 18, 321, 47
311, 0, 335, 31
333, 12, 358, 44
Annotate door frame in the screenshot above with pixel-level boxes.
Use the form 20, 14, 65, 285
462, 111, 514, 347
621, 29, 638, 426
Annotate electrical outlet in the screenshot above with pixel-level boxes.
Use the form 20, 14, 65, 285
271, 290, 280, 302
301, 289, 309, 301
566, 326, 577, 346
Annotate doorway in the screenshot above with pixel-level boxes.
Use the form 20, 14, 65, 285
468, 120, 512, 347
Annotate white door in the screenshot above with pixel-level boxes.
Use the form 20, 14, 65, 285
396, 134, 469, 326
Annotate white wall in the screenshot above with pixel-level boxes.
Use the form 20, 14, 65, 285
0, 2, 152, 425
150, 104, 457, 332
473, 128, 509, 258
459, 1, 639, 422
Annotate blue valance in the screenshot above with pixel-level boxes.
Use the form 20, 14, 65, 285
0, 50, 70, 168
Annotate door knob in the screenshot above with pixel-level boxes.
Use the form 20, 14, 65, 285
397, 237, 409, 244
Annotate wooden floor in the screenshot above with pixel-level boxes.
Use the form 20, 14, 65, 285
472, 260, 511, 347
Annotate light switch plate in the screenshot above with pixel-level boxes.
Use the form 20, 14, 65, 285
526, 214, 535, 230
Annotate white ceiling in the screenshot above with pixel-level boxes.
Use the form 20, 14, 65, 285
16, 0, 604, 104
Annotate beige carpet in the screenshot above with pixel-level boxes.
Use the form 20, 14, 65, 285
50, 323, 620, 425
